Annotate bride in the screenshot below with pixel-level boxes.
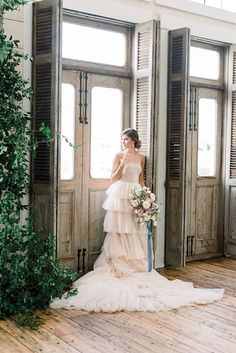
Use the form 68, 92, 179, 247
51, 128, 224, 312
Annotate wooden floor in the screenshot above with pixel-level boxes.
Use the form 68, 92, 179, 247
0, 257, 235, 353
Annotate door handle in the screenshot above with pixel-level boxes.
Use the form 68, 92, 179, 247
83, 72, 88, 124
193, 86, 198, 131
189, 87, 193, 131
186, 235, 195, 257
79, 72, 88, 124
79, 72, 84, 124
82, 248, 86, 272
77, 248, 81, 272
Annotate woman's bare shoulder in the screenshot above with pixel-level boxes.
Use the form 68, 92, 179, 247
113, 152, 123, 161
137, 153, 145, 162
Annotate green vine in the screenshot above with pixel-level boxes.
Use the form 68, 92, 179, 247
0, 0, 28, 12
0, 0, 78, 328
39, 122, 79, 151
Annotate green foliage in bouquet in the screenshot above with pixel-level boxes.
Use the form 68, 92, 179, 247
0, 0, 78, 328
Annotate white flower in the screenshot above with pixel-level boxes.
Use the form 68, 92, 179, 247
150, 193, 155, 201
139, 217, 144, 224
130, 186, 160, 226
131, 199, 139, 207
142, 201, 151, 209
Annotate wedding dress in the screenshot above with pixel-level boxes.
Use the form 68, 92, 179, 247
51, 162, 224, 312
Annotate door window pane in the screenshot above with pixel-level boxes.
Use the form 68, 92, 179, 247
91, 87, 123, 178
60, 83, 75, 180
62, 22, 126, 67
198, 98, 217, 176
190, 46, 220, 80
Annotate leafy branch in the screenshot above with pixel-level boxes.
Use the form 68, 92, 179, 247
39, 122, 80, 151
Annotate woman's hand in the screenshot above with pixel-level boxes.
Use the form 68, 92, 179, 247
111, 153, 125, 183
120, 153, 129, 166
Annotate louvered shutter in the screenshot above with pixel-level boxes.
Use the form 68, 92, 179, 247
133, 20, 159, 189
165, 28, 190, 267
224, 45, 236, 256
31, 0, 62, 237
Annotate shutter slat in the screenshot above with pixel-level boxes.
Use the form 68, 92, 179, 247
233, 52, 236, 84
230, 91, 236, 177
168, 79, 182, 178
34, 63, 51, 182
137, 29, 151, 70
36, 7, 53, 55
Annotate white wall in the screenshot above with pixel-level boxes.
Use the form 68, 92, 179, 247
5, 0, 236, 267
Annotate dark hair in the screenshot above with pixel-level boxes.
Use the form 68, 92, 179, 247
121, 128, 141, 149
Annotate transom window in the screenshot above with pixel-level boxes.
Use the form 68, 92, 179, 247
62, 22, 126, 67
190, 46, 220, 80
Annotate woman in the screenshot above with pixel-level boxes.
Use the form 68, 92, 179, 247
51, 128, 224, 312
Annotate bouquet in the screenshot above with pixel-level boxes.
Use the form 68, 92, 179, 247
129, 186, 160, 229
129, 186, 160, 271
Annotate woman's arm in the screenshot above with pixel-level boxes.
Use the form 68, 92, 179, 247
111, 153, 125, 183
139, 155, 145, 187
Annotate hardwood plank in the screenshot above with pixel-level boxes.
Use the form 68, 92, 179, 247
0, 318, 80, 353
206, 258, 236, 270
0, 327, 33, 353
43, 310, 128, 353
128, 310, 236, 353
72, 312, 184, 353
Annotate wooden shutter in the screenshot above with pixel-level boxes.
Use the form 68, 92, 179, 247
31, 0, 62, 237
224, 45, 236, 256
165, 28, 190, 267
133, 20, 159, 189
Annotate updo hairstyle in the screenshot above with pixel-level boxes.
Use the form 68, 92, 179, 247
121, 128, 142, 150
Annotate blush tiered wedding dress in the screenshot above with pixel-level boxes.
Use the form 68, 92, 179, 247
51, 162, 224, 312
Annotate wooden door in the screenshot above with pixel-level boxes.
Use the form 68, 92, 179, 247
186, 86, 224, 261
58, 70, 130, 272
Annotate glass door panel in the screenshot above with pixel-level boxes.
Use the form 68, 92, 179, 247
90, 87, 123, 179
197, 98, 217, 177
60, 83, 76, 180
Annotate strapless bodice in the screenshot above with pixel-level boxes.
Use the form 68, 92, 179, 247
121, 162, 141, 183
